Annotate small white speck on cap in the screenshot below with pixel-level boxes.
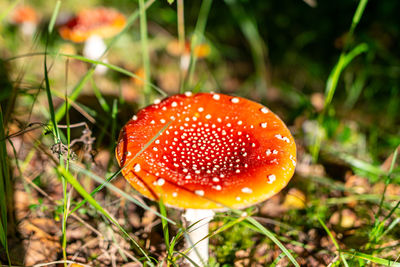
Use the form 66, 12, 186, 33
172, 192, 178, 197
155, 140, 160, 144
126, 151, 132, 156
236, 196, 241, 201
156, 178, 165, 186
267, 174, 276, 184
290, 155, 297, 166
195, 190, 205, 196
160, 119, 166, 123
205, 114, 212, 119
212, 177, 220, 182
212, 94, 220, 100
260, 122, 267, 128
260, 107, 269, 114
266, 149, 271, 156
198, 107, 204, 112
275, 134, 290, 143
214, 185, 222, 191
132, 115, 138, 120
237, 121, 243, 125
153, 147, 158, 151
134, 163, 141, 172
231, 97, 239, 103
184, 91, 192, 97
241, 187, 253, 194
171, 102, 178, 107
150, 120, 155, 124
154, 99, 161, 104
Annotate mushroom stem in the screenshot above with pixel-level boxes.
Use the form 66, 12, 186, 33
20, 22, 37, 37
183, 209, 215, 266
83, 35, 108, 74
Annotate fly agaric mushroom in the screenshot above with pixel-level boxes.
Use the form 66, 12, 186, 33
59, 7, 126, 74
116, 92, 296, 265
10, 6, 39, 37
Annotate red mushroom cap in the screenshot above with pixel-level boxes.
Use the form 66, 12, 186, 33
116, 93, 296, 209
59, 7, 126, 43
11, 6, 38, 24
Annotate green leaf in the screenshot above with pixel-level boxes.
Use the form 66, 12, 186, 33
343, 251, 400, 266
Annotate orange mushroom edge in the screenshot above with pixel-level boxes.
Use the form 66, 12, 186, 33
59, 7, 126, 43
11, 6, 38, 24
115, 93, 296, 210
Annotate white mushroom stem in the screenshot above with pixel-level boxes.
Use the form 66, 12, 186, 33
20, 22, 37, 37
180, 53, 190, 73
83, 35, 108, 74
183, 209, 215, 266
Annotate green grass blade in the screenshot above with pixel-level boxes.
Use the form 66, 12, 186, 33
244, 216, 299, 267
0, 219, 6, 247
225, 0, 268, 92
324, 43, 368, 108
270, 252, 287, 267
318, 217, 340, 249
158, 198, 170, 253
57, 166, 153, 264
318, 217, 349, 267
107, 99, 118, 172
0, 107, 11, 264
48, 0, 61, 33
55, 68, 94, 122
175, 251, 201, 267
90, 77, 110, 113
376, 146, 399, 218
381, 217, 400, 239
350, 0, 369, 35
139, 0, 151, 103
312, 0, 369, 161
44, 50, 60, 141
343, 251, 400, 266
0, 108, 7, 233
185, 0, 213, 90
336, 152, 386, 176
